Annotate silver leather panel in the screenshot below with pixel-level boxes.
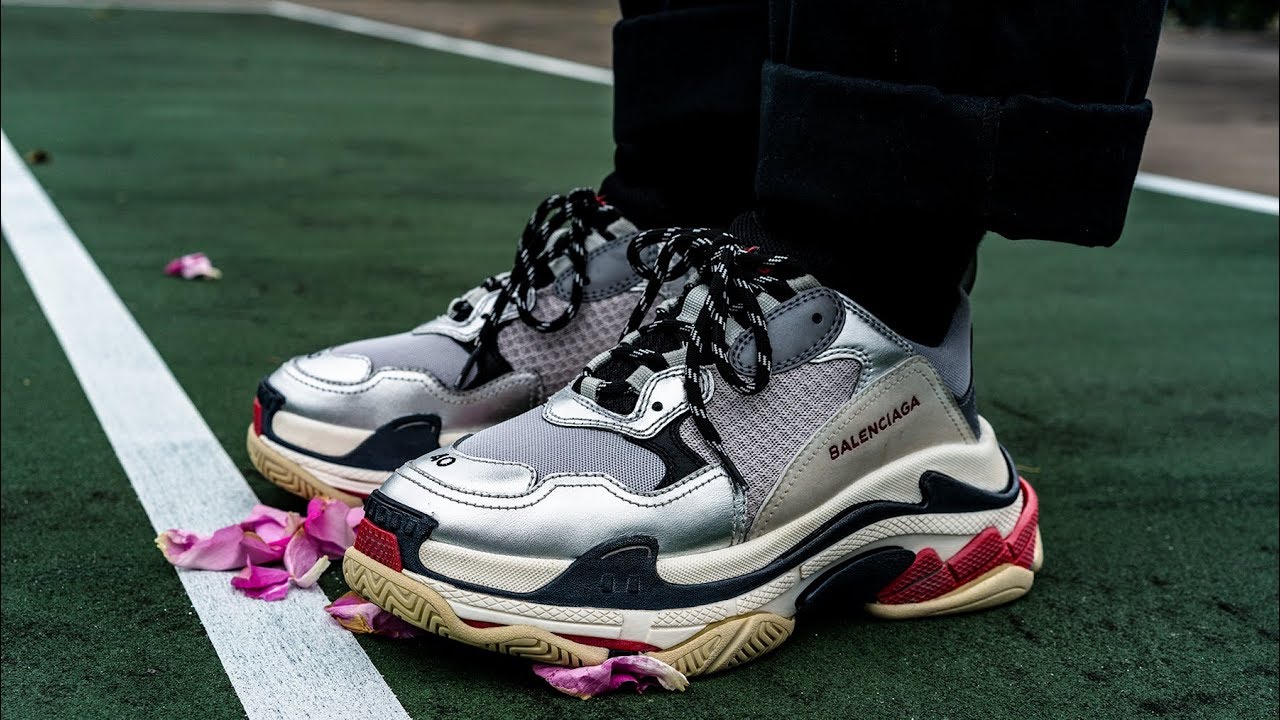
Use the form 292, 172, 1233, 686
292, 351, 372, 385
541, 367, 714, 439
728, 287, 845, 376
554, 228, 652, 302
268, 361, 540, 432
404, 446, 536, 497
810, 299, 914, 393
750, 355, 983, 537
379, 463, 737, 558
411, 288, 522, 343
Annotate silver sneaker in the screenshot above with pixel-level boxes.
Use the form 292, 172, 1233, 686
345, 232, 1043, 675
248, 190, 690, 504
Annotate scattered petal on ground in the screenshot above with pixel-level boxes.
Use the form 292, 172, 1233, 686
231, 563, 292, 601
304, 497, 358, 558
533, 655, 689, 699
241, 504, 301, 546
240, 531, 286, 565
324, 592, 422, 639
155, 525, 247, 570
164, 252, 222, 280
283, 531, 326, 587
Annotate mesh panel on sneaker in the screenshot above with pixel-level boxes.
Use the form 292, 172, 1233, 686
680, 359, 862, 526
333, 332, 468, 382
458, 408, 667, 492
497, 289, 638, 396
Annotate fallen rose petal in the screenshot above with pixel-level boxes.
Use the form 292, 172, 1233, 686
241, 504, 301, 546
346, 505, 365, 530
231, 562, 292, 601
324, 592, 422, 639
155, 525, 247, 570
240, 532, 286, 565
164, 252, 222, 280
305, 497, 357, 558
533, 656, 688, 699
293, 556, 330, 588
283, 531, 323, 583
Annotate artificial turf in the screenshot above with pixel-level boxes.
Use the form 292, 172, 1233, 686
1, 5, 1277, 719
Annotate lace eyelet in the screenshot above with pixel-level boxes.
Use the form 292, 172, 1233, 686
651, 401, 664, 412
811, 313, 823, 324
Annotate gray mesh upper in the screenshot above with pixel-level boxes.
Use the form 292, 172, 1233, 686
458, 407, 667, 492
497, 290, 638, 396
328, 289, 640, 393
680, 358, 862, 525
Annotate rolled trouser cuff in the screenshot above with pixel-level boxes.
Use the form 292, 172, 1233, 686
756, 61, 1154, 246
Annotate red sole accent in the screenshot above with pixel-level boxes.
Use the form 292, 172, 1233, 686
252, 397, 263, 436
353, 518, 403, 572
877, 478, 1040, 605
460, 619, 660, 653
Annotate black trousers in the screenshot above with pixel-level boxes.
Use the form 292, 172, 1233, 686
600, 0, 1166, 343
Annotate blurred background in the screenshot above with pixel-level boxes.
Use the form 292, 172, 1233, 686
220, 0, 1279, 195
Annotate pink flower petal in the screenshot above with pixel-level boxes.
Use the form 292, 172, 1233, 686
304, 497, 357, 558
293, 556, 330, 587
164, 252, 221, 280
241, 532, 286, 565
284, 531, 326, 587
324, 592, 422, 639
533, 656, 688, 699
155, 525, 247, 570
241, 504, 301, 546
231, 562, 292, 601
346, 505, 365, 530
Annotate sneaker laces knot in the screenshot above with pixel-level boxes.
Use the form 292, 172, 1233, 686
579, 229, 808, 487
457, 188, 618, 386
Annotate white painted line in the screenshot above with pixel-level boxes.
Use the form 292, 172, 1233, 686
0, 131, 411, 720
266, 0, 614, 86
1133, 172, 1279, 216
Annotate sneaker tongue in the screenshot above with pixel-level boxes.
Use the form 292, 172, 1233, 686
544, 215, 637, 282
579, 263, 823, 414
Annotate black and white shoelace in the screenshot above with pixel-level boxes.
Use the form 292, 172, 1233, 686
575, 228, 810, 486
456, 188, 620, 386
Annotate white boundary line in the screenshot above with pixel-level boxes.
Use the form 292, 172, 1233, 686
1133, 172, 1278, 216
267, 1, 614, 85
0, 132, 411, 720
3, 0, 1278, 217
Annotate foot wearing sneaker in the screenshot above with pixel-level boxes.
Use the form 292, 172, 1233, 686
248, 189, 694, 505
344, 231, 1042, 675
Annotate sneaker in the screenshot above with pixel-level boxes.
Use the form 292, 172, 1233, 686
343, 233, 1043, 675
247, 189, 691, 505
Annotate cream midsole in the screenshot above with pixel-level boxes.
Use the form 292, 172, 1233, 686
271, 410, 374, 457
404, 496, 1025, 649
268, 412, 480, 474
257, 434, 392, 494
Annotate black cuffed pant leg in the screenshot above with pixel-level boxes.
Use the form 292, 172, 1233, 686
751, 0, 1166, 343
601, 0, 768, 229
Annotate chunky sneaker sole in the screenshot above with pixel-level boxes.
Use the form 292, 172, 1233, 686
344, 470, 1041, 675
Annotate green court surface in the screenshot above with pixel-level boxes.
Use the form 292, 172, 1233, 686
1, 5, 1277, 719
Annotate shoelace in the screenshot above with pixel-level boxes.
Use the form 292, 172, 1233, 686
456, 188, 619, 386
577, 228, 808, 486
